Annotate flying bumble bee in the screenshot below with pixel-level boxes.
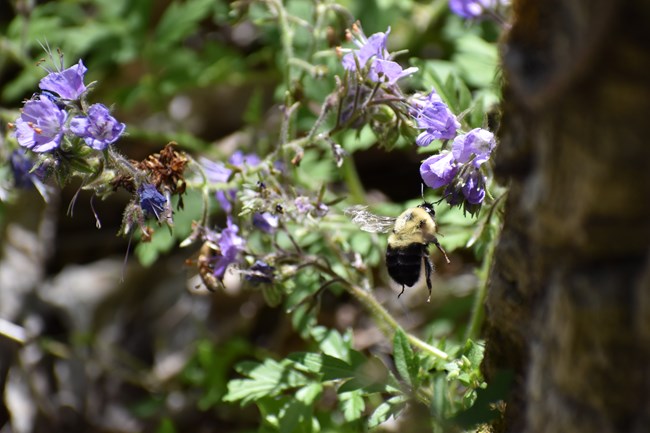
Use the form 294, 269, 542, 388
345, 202, 450, 302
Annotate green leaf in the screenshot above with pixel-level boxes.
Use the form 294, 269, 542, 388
310, 326, 351, 360
279, 400, 310, 433
337, 355, 397, 394
393, 329, 418, 387
367, 396, 407, 429
463, 339, 485, 370
288, 352, 356, 381
452, 34, 499, 89
134, 225, 175, 267
339, 125, 376, 153
431, 373, 449, 420
223, 359, 309, 406
451, 369, 514, 428
296, 383, 323, 406
339, 390, 365, 422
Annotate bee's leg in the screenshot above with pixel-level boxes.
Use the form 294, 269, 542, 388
424, 255, 434, 302
432, 237, 450, 264
398, 284, 405, 298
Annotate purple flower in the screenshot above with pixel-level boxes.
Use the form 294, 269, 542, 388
13, 96, 67, 152
461, 168, 487, 204
342, 25, 390, 72
229, 151, 261, 168
370, 59, 418, 84
38, 59, 88, 100
69, 104, 126, 150
201, 158, 231, 183
201, 153, 262, 214
253, 212, 279, 233
420, 151, 458, 189
9, 149, 45, 189
294, 196, 314, 214
212, 218, 246, 278
138, 184, 167, 219
449, 0, 495, 18
413, 91, 460, 146
245, 260, 275, 285
451, 128, 496, 167
200, 158, 234, 212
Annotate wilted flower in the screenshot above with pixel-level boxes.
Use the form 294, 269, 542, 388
451, 128, 496, 167
412, 91, 460, 146
69, 103, 126, 150
245, 260, 275, 285
13, 96, 67, 152
212, 218, 246, 278
253, 212, 279, 233
38, 59, 88, 101
138, 183, 167, 219
420, 152, 458, 189
449, 0, 496, 18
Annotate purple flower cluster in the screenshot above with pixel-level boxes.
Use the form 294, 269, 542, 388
411, 91, 460, 146
420, 128, 495, 208
341, 24, 418, 85
11, 59, 125, 153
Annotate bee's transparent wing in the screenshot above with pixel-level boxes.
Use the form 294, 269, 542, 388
344, 205, 396, 234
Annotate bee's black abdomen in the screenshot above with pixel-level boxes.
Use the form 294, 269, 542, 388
386, 244, 426, 287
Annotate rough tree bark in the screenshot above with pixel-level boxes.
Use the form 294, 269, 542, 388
483, 0, 650, 432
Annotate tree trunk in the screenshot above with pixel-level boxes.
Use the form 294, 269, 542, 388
483, 1, 650, 432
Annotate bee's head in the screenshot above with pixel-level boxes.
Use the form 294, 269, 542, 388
418, 202, 435, 217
